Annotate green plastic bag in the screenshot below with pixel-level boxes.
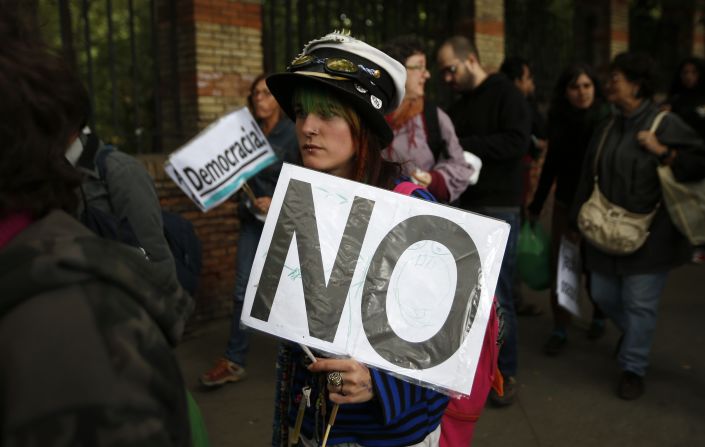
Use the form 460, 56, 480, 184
187, 390, 211, 447
517, 221, 550, 290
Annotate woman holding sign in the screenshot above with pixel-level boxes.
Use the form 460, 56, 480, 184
265, 32, 450, 447
201, 74, 299, 388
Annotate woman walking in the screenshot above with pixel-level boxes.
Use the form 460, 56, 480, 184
528, 64, 610, 356
572, 52, 705, 400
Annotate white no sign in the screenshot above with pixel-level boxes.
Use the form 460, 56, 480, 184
241, 164, 509, 395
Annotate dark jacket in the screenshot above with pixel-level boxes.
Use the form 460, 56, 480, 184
0, 211, 194, 446
79, 141, 180, 292
239, 117, 299, 223
529, 102, 610, 214
667, 90, 705, 141
571, 101, 705, 275
446, 73, 532, 208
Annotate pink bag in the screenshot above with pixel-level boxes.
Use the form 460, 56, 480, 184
440, 299, 501, 447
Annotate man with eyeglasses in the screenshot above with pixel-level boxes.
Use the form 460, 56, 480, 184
437, 36, 531, 407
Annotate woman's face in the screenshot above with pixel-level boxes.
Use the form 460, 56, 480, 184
404, 53, 430, 100
251, 79, 279, 121
565, 73, 595, 110
681, 62, 699, 89
605, 70, 639, 107
295, 109, 356, 178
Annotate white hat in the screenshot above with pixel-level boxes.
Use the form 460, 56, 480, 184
267, 31, 406, 146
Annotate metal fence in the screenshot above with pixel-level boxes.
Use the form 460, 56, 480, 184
41, 0, 700, 154
41, 0, 181, 154
261, 0, 477, 105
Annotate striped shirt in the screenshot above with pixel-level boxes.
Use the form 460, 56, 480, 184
288, 346, 449, 447
288, 179, 446, 447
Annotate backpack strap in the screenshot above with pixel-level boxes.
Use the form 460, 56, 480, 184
422, 100, 447, 162
393, 181, 424, 196
392, 180, 437, 202
94, 144, 115, 181
650, 110, 668, 133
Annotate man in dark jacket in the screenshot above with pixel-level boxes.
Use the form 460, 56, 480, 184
437, 36, 532, 406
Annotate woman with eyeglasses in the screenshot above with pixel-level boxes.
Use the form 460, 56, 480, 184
200, 74, 299, 388
528, 64, 610, 356
265, 32, 449, 447
571, 52, 705, 400
379, 35, 475, 203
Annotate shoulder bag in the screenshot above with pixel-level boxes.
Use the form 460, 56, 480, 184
577, 112, 666, 255
657, 150, 705, 246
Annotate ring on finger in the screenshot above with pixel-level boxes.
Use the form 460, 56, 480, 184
327, 371, 343, 388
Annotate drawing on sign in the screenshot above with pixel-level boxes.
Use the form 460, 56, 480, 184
241, 164, 509, 395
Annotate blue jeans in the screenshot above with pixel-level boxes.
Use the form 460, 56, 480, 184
480, 209, 520, 377
590, 271, 668, 376
224, 218, 264, 366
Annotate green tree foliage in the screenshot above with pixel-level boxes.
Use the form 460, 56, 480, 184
38, 0, 156, 154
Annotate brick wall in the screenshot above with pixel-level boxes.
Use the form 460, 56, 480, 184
608, 0, 629, 59
694, 0, 705, 57
474, 0, 504, 72
155, 0, 264, 327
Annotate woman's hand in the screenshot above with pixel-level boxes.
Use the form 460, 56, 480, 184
411, 169, 432, 187
636, 130, 669, 157
253, 196, 272, 214
308, 358, 375, 404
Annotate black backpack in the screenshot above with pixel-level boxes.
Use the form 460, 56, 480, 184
80, 144, 202, 296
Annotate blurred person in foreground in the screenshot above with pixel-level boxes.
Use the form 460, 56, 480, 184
0, 5, 193, 445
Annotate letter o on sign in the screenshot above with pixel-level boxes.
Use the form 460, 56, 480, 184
361, 215, 481, 370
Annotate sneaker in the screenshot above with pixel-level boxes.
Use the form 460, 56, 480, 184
543, 333, 567, 356
489, 376, 517, 407
200, 358, 247, 387
587, 318, 606, 340
618, 371, 644, 400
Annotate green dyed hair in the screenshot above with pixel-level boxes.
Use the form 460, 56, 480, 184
292, 85, 361, 140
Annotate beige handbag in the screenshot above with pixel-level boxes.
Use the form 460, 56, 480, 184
657, 164, 705, 245
577, 113, 666, 255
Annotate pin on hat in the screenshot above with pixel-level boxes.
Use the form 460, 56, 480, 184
267, 31, 406, 146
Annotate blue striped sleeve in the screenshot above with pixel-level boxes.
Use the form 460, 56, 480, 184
370, 368, 438, 425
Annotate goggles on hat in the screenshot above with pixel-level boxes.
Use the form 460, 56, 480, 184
288, 54, 382, 86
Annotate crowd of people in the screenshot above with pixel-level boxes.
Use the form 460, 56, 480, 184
3, 2, 705, 445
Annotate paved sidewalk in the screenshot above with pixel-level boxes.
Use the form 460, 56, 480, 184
177, 264, 705, 447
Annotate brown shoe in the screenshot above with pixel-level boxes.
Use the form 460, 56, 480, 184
200, 358, 247, 387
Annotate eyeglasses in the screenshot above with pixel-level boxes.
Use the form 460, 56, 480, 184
405, 64, 428, 72
440, 64, 458, 77
289, 54, 381, 79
